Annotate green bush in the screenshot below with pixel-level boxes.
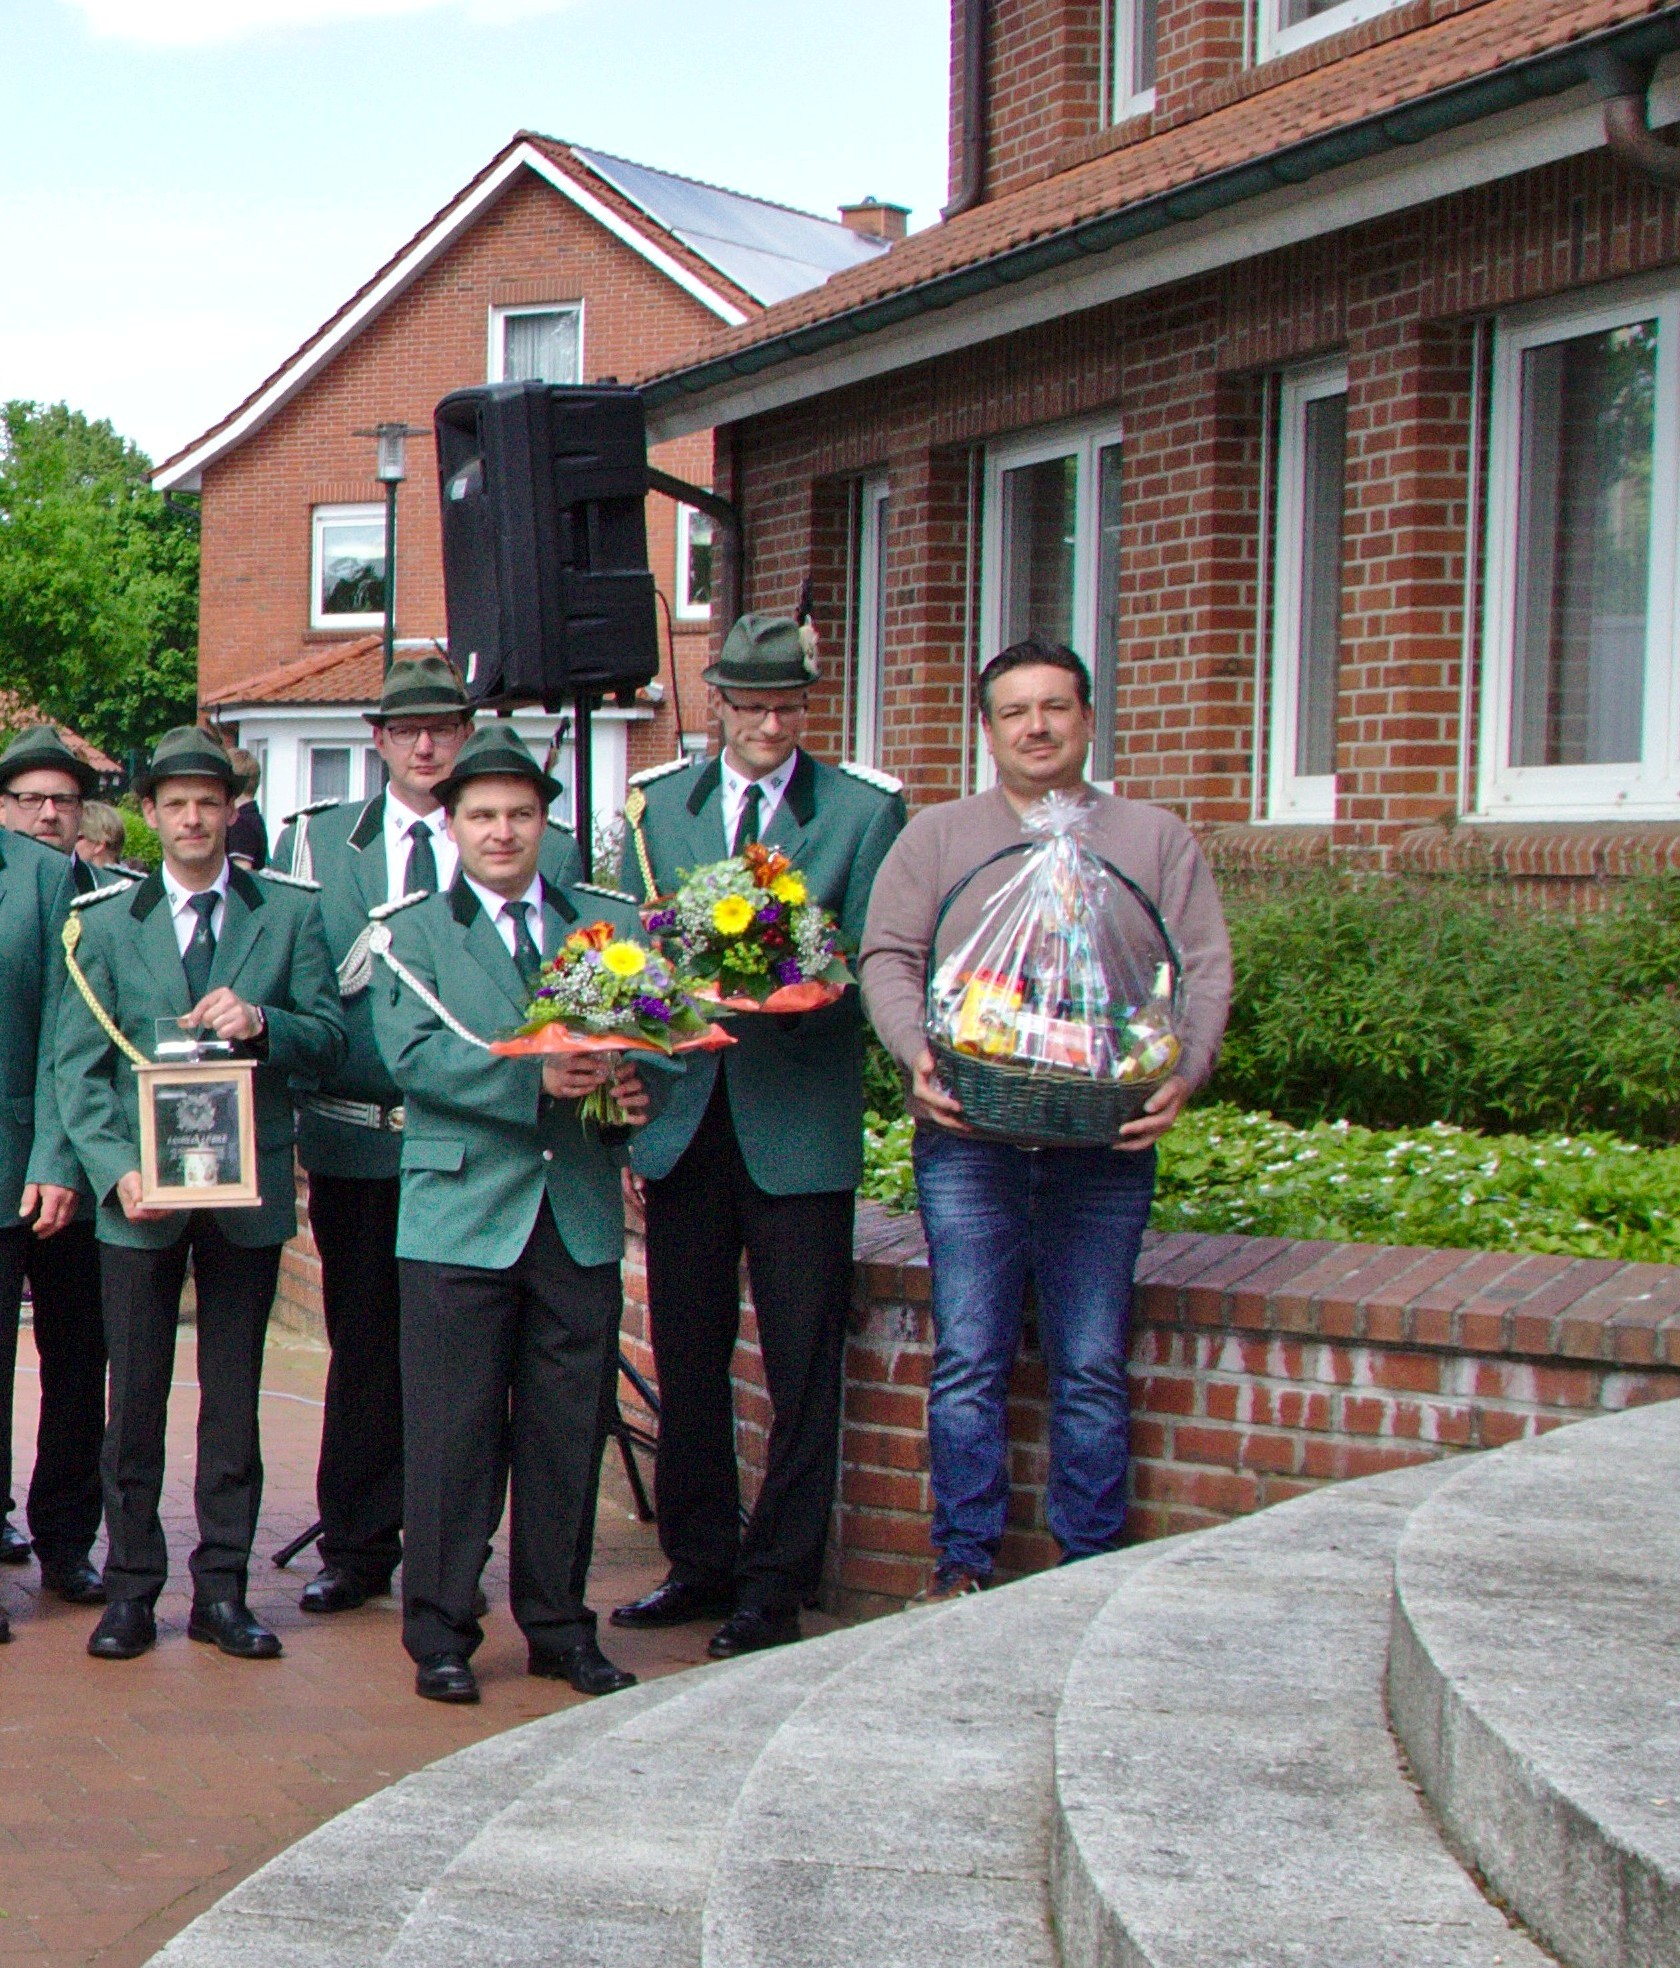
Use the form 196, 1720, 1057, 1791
862, 1103, 1680, 1263
118, 799, 160, 872
1211, 871, 1680, 1143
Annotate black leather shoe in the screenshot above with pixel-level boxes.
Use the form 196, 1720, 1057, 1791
39, 1555, 106, 1606
0, 1609, 9, 1643
610, 1575, 735, 1629
0, 1520, 29, 1565
707, 1606, 800, 1659
415, 1652, 479, 1703
299, 1569, 386, 1615
88, 1599, 156, 1659
188, 1598, 283, 1659
528, 1632, 638, 1695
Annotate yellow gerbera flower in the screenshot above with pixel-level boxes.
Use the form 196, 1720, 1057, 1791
712, 894, 755, 936
600, 940, 647, 978
769, 873, 807, 906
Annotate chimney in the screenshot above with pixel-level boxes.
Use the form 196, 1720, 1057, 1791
839, 197, 909, 243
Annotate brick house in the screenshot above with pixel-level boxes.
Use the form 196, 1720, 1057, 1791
152, 134, 895, 842
638, 0, 1680, 881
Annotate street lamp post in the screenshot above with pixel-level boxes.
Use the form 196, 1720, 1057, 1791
355, 422, 428, 676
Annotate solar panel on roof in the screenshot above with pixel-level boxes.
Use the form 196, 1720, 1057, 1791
572, 147, 888, 306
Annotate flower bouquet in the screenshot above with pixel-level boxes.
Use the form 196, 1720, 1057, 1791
489, 920, 732, 1127
647, 843, 852, 1013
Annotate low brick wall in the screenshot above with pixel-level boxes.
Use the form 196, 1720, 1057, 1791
621, 1204, 1680, 1618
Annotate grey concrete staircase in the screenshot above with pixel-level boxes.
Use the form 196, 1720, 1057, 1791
151, 1403, 1680, 1968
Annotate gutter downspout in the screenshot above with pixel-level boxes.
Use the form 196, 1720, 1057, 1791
943, 0, 987, 221
1588, 50, 1680, 186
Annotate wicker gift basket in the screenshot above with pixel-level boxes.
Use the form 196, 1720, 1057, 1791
924, 795, 1183, 1148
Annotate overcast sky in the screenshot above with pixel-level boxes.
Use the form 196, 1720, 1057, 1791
2, 1, 949, 465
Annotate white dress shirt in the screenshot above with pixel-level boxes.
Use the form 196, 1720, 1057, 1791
465, 874, 547, 963
161, 861, 231, 957
384, 793, 457, 906
720, 750, 797, 855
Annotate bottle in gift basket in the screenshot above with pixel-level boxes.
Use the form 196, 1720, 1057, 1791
925, 793, 1183, 1145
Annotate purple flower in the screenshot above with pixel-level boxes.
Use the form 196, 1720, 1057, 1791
756, 902, 783, 925
633, 995, 673, 1024
773, 958, 803, 986
645, 907, 677, 931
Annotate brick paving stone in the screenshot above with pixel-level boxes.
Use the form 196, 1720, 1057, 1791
2, 1320, 810, 1968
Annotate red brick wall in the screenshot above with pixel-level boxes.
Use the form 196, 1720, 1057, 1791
196, 166, 719, 764
950, 0, 1105, 206
721, 141, 1680, 855
613, 1204, 1680, 1616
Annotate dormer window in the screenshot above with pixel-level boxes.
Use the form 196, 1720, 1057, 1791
1260, 0, 1407, 62
1102, 0, 1158, 121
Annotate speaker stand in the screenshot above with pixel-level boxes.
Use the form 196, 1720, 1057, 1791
574, 691, 595, 880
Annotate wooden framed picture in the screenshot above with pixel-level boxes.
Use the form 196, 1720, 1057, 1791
134, 1058, 261, 1210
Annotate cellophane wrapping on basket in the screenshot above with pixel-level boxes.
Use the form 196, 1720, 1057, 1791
928, 793, 1181, 1086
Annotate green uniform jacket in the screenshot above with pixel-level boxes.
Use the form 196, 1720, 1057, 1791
56, 865, 348, 1250
0, 833, 85, 1215
273, 794, 583, 1180
370, 873, 670, 1271
621, 750, 906, 1195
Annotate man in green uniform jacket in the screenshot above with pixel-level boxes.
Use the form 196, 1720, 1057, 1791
271, 656, 581, 1617
56, 727, 345, 1663
369, 725, 659, 1706
0, 724, 114, 1616
612, 612, 905, 1658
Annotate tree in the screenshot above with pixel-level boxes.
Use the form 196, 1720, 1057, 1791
0, 401, 198, 762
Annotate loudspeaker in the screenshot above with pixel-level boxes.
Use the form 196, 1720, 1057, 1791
434, 381, 660, 707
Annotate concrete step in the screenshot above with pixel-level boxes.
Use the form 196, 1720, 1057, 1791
702, 1551, 1156, 1968
1390, 1397, 1680, 1968
146, 1675, 681, 1968
1053, 1462, 1552, 1968
379, 1614, 920, 1967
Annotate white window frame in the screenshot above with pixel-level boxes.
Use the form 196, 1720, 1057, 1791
978, 418, 1126, 791
304, 742, 354, 808
1257, 0, 1405, 64
675, 502, 715, 623
1266, 360, 1348, 823
1102, 0, 1157, 122
487, 301, 584, 385
310, 502, 387, 631
1477, 278, 1680, 821
852, 475, 890, 768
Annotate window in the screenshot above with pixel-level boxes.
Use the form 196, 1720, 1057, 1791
1102, 0, 1157, 121
981, 422, 1125, 784
488, 303, 582, 385
850, 476, 890, 768
676, 504, 714, 622
307, 745, 352, 806
1480, 287, 1678, 818
1267, 362, 1348, 821
1259, 0, 1404, 61
311, 504, 386, 630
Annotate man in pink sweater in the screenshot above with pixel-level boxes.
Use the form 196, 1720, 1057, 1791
859, 636, 1231, 1597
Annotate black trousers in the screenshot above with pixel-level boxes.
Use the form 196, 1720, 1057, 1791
99, 1217, 281, 1605
644, 1081, 854, 1612
0, 1220, 106, 1562
399, 1205, 619, 1663
308, 1172, 403, 1584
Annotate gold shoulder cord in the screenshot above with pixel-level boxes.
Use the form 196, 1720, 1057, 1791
62, 917, 147, 1068
624, 787, 659, 901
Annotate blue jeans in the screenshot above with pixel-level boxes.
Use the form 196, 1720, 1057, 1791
913, 1126, 1156, 1576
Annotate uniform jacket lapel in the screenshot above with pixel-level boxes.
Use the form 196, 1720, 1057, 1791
346, 794, 388, 913
684, 757, 726, 867
761, 750, 815, 869
210, 865, 267, 994
129, 872, 193, 1018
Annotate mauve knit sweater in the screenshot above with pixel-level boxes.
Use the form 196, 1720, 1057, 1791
858, 784, 1233, 1094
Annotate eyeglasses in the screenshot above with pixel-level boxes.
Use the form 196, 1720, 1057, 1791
4, 792, 82, 813
380, 719, 468, 750
718, 694, 808, 726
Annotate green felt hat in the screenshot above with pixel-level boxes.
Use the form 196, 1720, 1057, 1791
0, 724, 100, 797
702, 612, 818, 692
133, 726, 238, 800
364, 653, 471, 724
432, 724, 563, 811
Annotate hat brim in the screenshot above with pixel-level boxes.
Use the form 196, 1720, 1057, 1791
133, 760, 238, 802
701, 664, 813, 691
433, 762, 565, 811
363, 699, 474, 726
0, 756, 101, 798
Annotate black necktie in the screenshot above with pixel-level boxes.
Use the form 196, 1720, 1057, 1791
733, 780, 763, 856
405, 820, 438, 894
183, 891, 218, 1003
505, 901, 544, 993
